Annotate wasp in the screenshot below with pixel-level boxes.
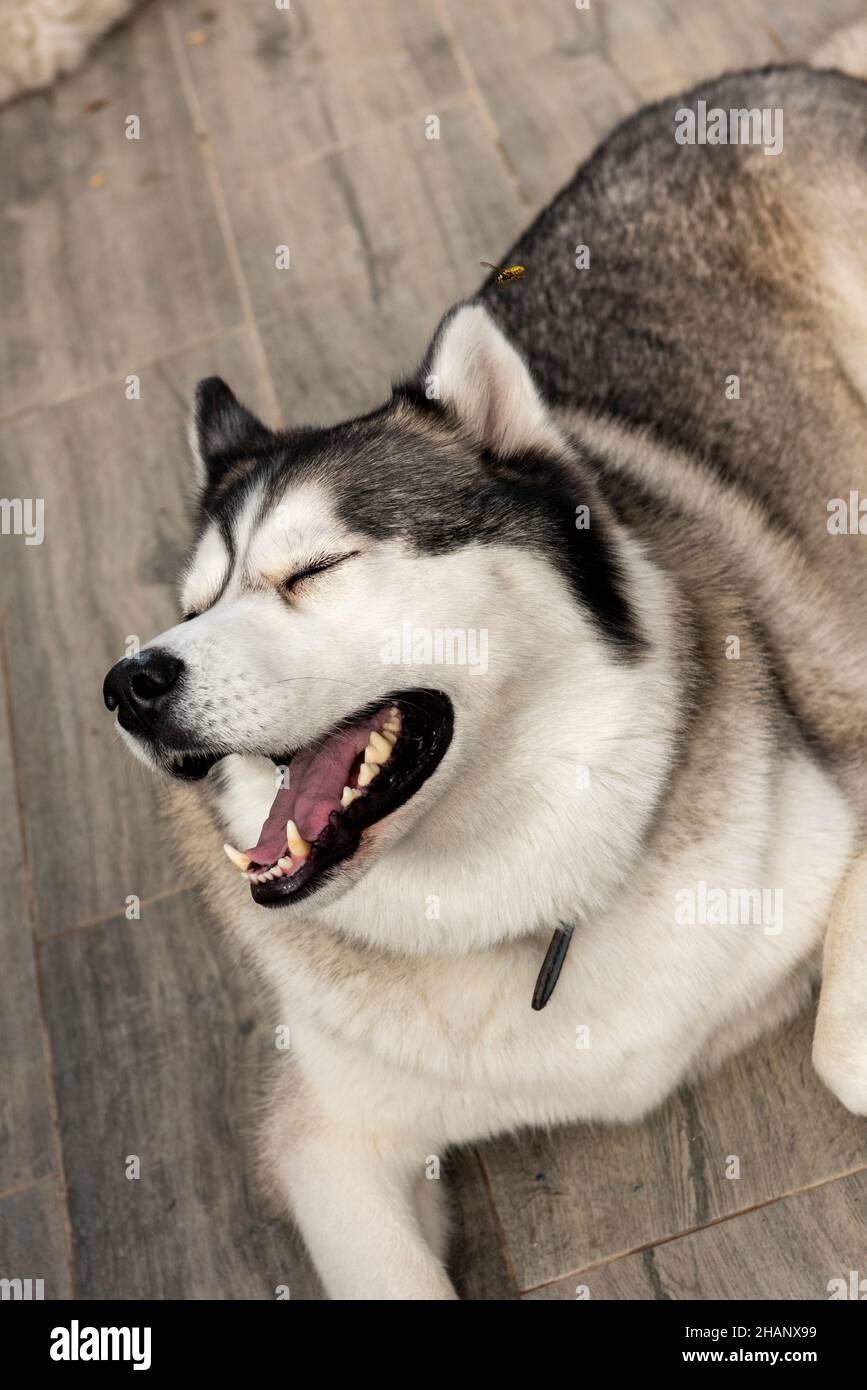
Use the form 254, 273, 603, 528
480, 260, 526, 285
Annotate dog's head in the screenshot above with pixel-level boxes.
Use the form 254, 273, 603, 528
104, 304, 642, 909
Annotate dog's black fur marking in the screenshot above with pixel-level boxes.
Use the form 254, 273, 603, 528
191, 384, 645, 656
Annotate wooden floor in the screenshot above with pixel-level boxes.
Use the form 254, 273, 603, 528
2, 0, 866, 1302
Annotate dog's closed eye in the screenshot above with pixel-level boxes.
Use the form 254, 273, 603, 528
282, 552, 359, 595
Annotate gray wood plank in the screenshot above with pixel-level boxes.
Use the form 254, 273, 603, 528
247, 105, 525, 425
173, 0, 466, 172
440, 0, 637, 207
481, 1007, 867, 1291
439, 0, 788, 209
0, 663, 56, 1190
758, 0, 867, 57
0, 332, 276, 933
449, 1148, 516, 1301
595, 0, 787, 100
525, 1168, 867, 1300
0, 0, 242, 418
0, 1178, 71, 1299
41, 890, 325, 1299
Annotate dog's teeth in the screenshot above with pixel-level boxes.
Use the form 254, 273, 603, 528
383, 715, 401, 734
278, 857, 292, 869
286, 820, 311, 858
358, 761, 380, 787
341, 785, 361, 807
224, 843, 251, 872
365, 731, 393, 764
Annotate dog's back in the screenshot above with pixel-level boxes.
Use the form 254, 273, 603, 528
485, 63, 867, 813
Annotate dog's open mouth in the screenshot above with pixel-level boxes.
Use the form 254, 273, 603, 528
218, 689, 453, 906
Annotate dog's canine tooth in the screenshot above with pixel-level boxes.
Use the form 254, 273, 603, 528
341, 785, 361, 807
365, 731, 393, 764
358, 761, 380, 787
286, 819, 311, 858
224, 843, 251, 872
384, 705, 401, 732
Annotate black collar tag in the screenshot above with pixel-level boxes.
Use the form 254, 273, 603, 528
532, 921, 576, 1010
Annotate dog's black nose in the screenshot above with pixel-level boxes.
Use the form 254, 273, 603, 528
103, 649, 183, 732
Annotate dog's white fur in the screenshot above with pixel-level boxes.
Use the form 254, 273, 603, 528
119, 307, 862, 1298
0, 0, 137, 104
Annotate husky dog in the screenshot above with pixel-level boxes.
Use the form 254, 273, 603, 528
104, 52, 867, 1299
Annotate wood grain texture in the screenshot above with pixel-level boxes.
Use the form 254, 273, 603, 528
440, 0, 638, 208
440, 0, 867, 208
173, 0, 465, 172
481, 1008, 867, 1291
756, 0, 867, 57
246, 103, 527, 432
41, 890, 324, 1299
217, 103, 526, 408
0, 663, 56, 1191
0, 0, 241, 419
448, 1149, 516, 1301
0, 1178, 71, 1298
525, 1168, 867, 1300
0, 333, 274, 933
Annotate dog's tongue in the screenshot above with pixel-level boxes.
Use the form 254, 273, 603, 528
243, 723, 374, 868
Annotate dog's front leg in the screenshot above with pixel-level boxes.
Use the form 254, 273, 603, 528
813, 843, 867, 1115
264, 1093, 458, 1300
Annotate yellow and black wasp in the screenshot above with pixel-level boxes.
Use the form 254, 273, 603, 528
480, 260, 526, 285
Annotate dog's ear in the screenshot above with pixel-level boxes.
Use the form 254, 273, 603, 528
421, 303, 564, 457
189, 378, 274, 490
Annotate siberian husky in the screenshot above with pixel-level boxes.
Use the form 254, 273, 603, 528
104, 51, 867, 1299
